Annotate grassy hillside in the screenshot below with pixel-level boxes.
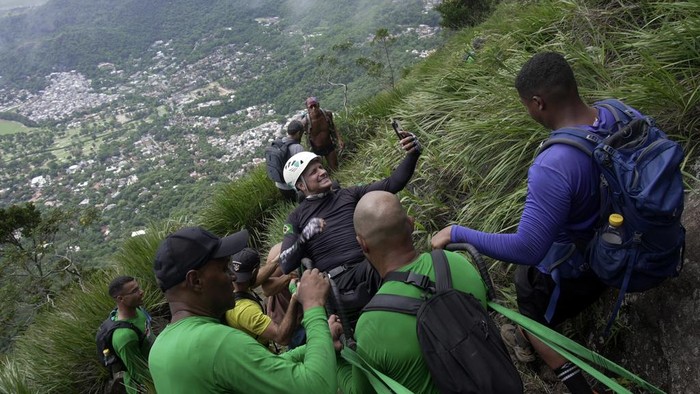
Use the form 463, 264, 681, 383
2, 0, 698, 392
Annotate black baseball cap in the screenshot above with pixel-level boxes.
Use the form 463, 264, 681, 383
230, 247, 261, 283
153, 227, 249, 291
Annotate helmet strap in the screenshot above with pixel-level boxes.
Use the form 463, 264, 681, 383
299, 171, 330, 200
306, 191, 328, 200
299, 176, 309, 192
298, 175, 325, 199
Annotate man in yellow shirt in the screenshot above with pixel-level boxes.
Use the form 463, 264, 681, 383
225, 247, 301, 350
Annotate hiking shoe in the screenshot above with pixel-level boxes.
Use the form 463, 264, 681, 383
500, 324, 536, 363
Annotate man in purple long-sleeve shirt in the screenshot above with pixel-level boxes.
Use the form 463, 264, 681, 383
432, 52, 642, 394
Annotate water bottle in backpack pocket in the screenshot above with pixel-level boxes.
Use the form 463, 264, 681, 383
589, 220, 685, 293
588, 215, 685, 336
588, 213, 630, 286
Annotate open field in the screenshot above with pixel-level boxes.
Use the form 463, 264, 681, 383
0, 119, 29, 135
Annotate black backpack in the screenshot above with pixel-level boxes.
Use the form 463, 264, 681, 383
363, 250, 523, 394
265, 139, 296, 184
95, 310, 146, 371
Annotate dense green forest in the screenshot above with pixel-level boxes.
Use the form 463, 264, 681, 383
0, 0, 446, 355
0, 0, 441, 112
1, 0, 699, 392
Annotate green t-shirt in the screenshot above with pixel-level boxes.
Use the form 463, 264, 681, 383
149, 306, 337, 394
111, 307, 155, 394
337, 251, 488, 394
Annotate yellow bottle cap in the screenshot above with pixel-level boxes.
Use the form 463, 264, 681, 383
103, 349, 110, 355
609, 213, 624, 227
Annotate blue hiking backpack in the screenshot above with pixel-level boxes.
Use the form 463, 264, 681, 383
537, 99, 685, 333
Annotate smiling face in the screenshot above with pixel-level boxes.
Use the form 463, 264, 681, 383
297, 159, 332, 195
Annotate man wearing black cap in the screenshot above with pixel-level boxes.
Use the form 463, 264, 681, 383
148, 227, 340, 393
224, 247, 301, 350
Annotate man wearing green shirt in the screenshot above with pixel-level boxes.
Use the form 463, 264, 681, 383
149, 226, 340, 394
337, 191, 488, 393
108, 275, 155, 394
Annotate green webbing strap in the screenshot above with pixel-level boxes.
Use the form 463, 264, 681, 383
489, 302, 664, 394
341, 348, 413, 394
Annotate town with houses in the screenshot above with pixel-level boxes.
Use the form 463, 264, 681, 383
0, 11, 442, 260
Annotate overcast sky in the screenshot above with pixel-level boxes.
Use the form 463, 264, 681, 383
0, 0, 47, 10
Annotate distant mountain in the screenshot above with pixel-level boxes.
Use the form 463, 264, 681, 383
0, 0, 441, 104
0, 0, 47, 11
0, 0, 444, 266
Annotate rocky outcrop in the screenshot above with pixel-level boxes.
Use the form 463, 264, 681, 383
605, 183, 699, 392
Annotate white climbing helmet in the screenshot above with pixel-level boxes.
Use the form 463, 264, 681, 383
283, 151, 320, 190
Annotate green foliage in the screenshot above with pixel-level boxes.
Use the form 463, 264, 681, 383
370, 28, 398, 89
0, 119, 29, 136
0, 203, 99, 353
9, 220, 179, 393
355, 57, 385, 79
436, 0, 495, 30
258, 200, 298, 251
0, 356, 32, 394
0, 112, 37, 128
3, 1, 699, 393
197, 165, 281, 248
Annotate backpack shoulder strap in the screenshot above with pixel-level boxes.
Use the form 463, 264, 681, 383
108, 320, 143, 348
235, 291, 265, 312
322, 109, 336, 132
281, 139, 296, 155
363, 294, 422, 315
536, 127, 600, 157
364, 251, 452, 314
301, 112, 311, 132
138, 306, 151, 322
594, 99, 638, 124
383, 271, 435, 291
430, 249, 452, 291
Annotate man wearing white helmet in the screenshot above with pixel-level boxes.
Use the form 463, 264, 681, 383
279, 130, 421, 329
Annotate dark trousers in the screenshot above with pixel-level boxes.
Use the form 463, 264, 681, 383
327, 259, 381, 330
515, 265, 607, 327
